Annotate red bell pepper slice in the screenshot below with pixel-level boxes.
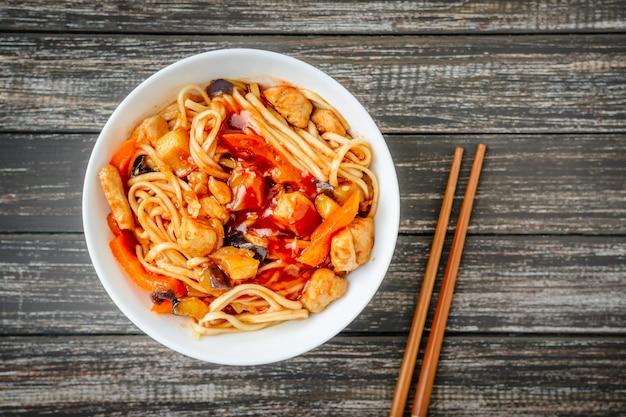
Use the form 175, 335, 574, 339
106, 212, 122, 236
220, 132, 315, 194
109, 231, 187, 298
296, 191, 360, 267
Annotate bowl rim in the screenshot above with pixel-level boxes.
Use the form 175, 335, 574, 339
82, 48, 400, 365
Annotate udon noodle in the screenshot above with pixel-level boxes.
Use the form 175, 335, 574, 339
98, 79, 378, 337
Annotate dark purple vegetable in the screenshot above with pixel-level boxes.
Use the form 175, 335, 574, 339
316, 181, 334, 195
151, 289, 178, 305
197, 263, 231, 291
224, 233, 268, 263
207, 79, 233, 97
131, 155, 155, 177
207, 264, 231, 289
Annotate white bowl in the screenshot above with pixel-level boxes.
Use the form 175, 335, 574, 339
82, 48, 400, 365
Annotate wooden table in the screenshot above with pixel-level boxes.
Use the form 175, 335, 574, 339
2, 1, 625, 416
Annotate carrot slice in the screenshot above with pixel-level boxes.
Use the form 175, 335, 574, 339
151, 299, 174, 314
296, 191, 360, 267
109, 231, 186, 298
109, 138, 137, 181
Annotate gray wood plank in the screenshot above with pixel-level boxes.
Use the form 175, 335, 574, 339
1, 335, 624, 416
2, 1, 624, 415
2, 234, 624, 335
1, 34, 624, 133
392, 134, 626, 235
0, 134, 89, 233
1, 133, 624, 235
1, 0, 625, 34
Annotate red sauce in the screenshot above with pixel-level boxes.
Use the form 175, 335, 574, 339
253, 264, 313, 301
220, 131, 317, 196
219, 111, 325, 293
228, 162, 265, 211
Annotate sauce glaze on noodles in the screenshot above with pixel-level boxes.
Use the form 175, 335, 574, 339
99, 79, 378, 337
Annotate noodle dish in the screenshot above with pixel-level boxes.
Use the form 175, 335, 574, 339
83, 49, 399, 364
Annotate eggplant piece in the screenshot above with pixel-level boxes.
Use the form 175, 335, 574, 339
211, 246, 260, 281
224, 233, 268, 263
154, 130, 196, 177
316, 181, 334, 195
131, 155, 155, 177
314, 193, 340, 219
151, 289, 177, 305
172, 297, 210, 320
197, 263, 232, 293
207, 79, 233, 97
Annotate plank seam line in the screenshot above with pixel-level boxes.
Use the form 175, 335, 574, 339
2, 29, 626, 37
2, 332, 625, 339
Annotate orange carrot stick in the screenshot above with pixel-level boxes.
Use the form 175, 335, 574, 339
110, 231, 186, 298
151, 299, 174, 314
296, 191, 360, 267
109, 138, 137, 181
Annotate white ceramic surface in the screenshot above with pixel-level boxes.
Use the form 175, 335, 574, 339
82, 48, 400, 365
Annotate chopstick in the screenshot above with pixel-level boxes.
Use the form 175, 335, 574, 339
389, 146, 464, 417
411, 143, 486, 417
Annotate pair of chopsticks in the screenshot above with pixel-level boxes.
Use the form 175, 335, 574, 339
389, 144, 486, 417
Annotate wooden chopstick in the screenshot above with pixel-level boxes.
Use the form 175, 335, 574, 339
411, 143, 487, 417
389, 146, 464, 417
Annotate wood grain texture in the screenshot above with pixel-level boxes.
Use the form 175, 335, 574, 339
0, 134, 89, 233
1, 335, 624, 416
2, 234, 624, 335
1, 35, 625, 134
391, 134, 626, 235
2, 1, 625, 414
2, 133, 624, 234
1, 0, 625, 34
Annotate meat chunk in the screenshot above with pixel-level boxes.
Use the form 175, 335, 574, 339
178, 216, 218, 258
199, 195, 230, 225
271, 191, 321, 237
263, 86, 313, 128
208, 177, 232, 205
348, 217, 374, 265
329, 227, 358, 273
98, 164, 134, 230
311, 108, 346, 135
130, 115, 169, 145
228, 163, 265, 211
300, 268, 348, 313
330, 217, 374, 273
